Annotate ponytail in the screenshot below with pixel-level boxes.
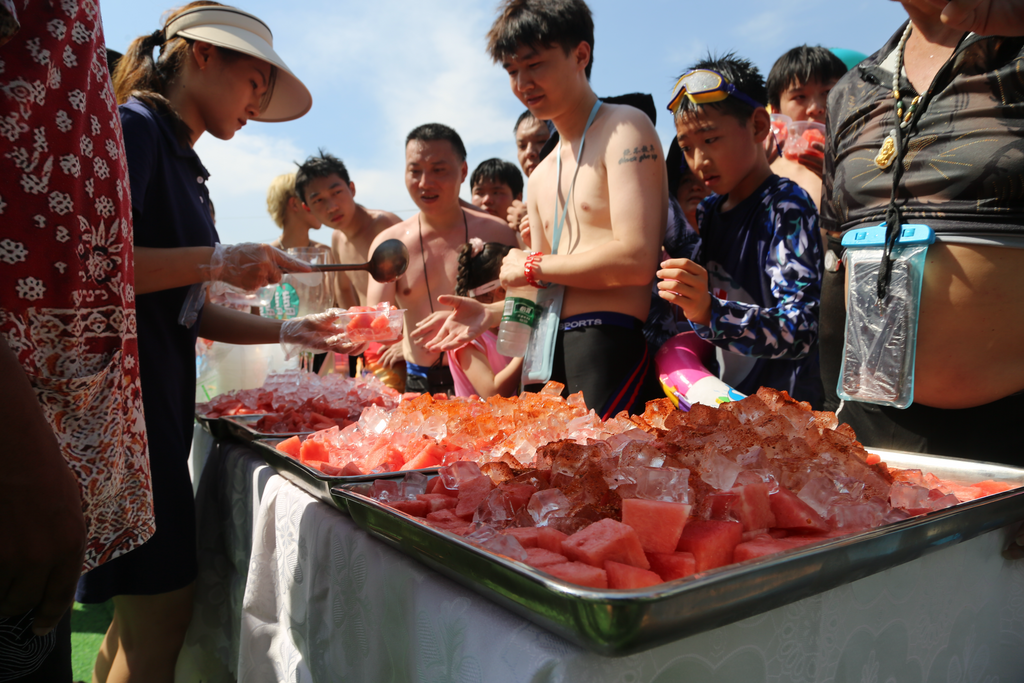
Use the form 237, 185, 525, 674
456, 242, 512, 297
111, 2, 226, 145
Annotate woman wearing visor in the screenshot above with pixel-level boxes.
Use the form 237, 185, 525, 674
73, 4, 349, 681
819, 0, 1024, 461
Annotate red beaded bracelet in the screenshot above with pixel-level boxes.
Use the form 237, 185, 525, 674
524, 251, 548, 288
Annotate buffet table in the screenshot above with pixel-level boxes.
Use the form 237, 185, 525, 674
175, 440, 1024, 682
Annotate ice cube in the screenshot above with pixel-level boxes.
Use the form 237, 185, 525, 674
700, 454, 742, 491
417, 413, 447, 441
830, 500, 886, 530
473, 489, 515, 526
465, 524, 498, 545
620, 441, 665, 469
926, 492, 959, 511
735, 469, 779, 493
735, 446, 765, 468
636, 466, 691, 504
527, 488, 572, 526
400, 471, 429, 499
889, 482, 930, 510
481, 534, 528, 562
439, 460, 484, 489
370, 479, 400, 502
798, 475, 840, 517
358, 405, 390, 435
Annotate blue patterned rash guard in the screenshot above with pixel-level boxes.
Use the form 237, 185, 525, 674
682, 175, 824, 406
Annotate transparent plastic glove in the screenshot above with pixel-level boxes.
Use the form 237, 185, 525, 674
280, 308, 368, 360
203, 242, 312, 292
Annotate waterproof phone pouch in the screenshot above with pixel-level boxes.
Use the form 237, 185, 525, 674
522, 284, 565, 384
838, 223, 934, 409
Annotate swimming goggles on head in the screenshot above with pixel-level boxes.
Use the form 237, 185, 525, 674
667, 69, 764, 113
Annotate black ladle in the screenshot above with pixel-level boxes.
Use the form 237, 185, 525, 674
312, 239, 409, 283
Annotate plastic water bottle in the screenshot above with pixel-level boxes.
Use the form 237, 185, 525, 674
496, 287, 539, 357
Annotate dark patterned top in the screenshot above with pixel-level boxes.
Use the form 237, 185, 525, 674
822, 23, 1024, 237
690, 175, 824, 405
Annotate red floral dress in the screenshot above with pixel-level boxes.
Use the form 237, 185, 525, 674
0, 0, 154, 571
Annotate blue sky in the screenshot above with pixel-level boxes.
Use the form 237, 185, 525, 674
100, 0, 909, 248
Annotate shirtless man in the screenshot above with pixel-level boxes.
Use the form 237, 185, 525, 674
507, 109, 551, 237
486, 0, 667, 416
295, 151, 401, 309
367, 124, 518, 394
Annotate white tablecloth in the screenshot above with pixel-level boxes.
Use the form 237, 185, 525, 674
177, 442, 1024, 682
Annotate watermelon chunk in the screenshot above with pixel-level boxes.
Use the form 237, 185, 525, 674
729, 484, 777, 531
415, 493, 458, 513
299, 439, 329, 464
523, 547, 568, 568
390, 499, 430, 517
561, 519, 650, 570
645, 551, 696, 581
675, 520, 743, 572
769, 488, 831, 533
454, 476, 495, 519
426, 509, 461, 523
543, 561, 608, 589
400, 442, 445, 471
536, 527, 568, 554
504, 527, 539, 548
276, 436, 302, 458
620, 498, 691, 554
605, 560, 664, 589
733, 534, 825, 562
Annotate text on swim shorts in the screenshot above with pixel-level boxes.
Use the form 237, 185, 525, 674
563, 317, 604, 331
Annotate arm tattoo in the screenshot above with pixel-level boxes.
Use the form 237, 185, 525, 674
618, 144, 659, 165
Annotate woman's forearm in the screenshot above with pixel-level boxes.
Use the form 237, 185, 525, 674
134, 246, 214, 295
197, 303, 283, 344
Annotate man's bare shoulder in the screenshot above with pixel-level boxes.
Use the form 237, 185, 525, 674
370, 214, 416, 248
367, 208, 403, 230
466, 210, 518, 245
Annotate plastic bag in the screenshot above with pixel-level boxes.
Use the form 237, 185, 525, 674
838, 224, 934, 409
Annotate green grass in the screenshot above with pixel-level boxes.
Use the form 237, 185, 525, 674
70, 601, 112, 682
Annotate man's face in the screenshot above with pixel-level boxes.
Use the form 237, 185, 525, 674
471, 179, 517, 219
675, 106, 760, 199
777, 77, 839, 124
303, 174, 356, 230
405, 139, 468, 214
515, 116, 550, 177
503, 42, 586, 123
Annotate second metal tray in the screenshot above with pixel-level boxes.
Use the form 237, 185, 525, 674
332, 449, 1024, 656
222, 414, 313, 442
249, 438, 438, 507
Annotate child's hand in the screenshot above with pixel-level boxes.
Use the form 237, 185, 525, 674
657, 258, 712, 326
796, 143, 825, 179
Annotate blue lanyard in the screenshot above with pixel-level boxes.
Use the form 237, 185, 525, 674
551, 99, 602, 256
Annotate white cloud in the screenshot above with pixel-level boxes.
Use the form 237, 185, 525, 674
195, 130, 305, 197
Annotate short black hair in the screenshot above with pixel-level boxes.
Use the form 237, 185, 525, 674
672, 52, 767, 124
406, 123, 467, 163
766, 45, 848, 110
295, 150, 350, 204
470, 158, 524, 198
514, 109, 537, 135
487, 0, 595, 80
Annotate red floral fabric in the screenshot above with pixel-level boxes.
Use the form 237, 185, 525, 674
0, 0, 154, 570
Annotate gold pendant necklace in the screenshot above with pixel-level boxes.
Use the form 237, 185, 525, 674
876, 22, 914, 170
875, 128, 897, 169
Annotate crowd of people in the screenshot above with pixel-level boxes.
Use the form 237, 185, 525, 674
2, 0, 1022, 680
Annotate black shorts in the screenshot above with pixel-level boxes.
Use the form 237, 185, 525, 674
527, 312, 662, 418
405, 360, 454, 396
820, 236, 1024, 465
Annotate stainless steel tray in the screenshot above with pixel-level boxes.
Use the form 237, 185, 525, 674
249, 438, 438, 507
222, 414, 312, 442
331, 449, 1024, 656
194, 411, 236, 439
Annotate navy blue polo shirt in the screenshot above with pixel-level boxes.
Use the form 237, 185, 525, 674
122, 98, 218, 468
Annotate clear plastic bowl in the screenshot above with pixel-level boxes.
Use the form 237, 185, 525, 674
339, 305, 405, 343
783, 120, 826, 161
